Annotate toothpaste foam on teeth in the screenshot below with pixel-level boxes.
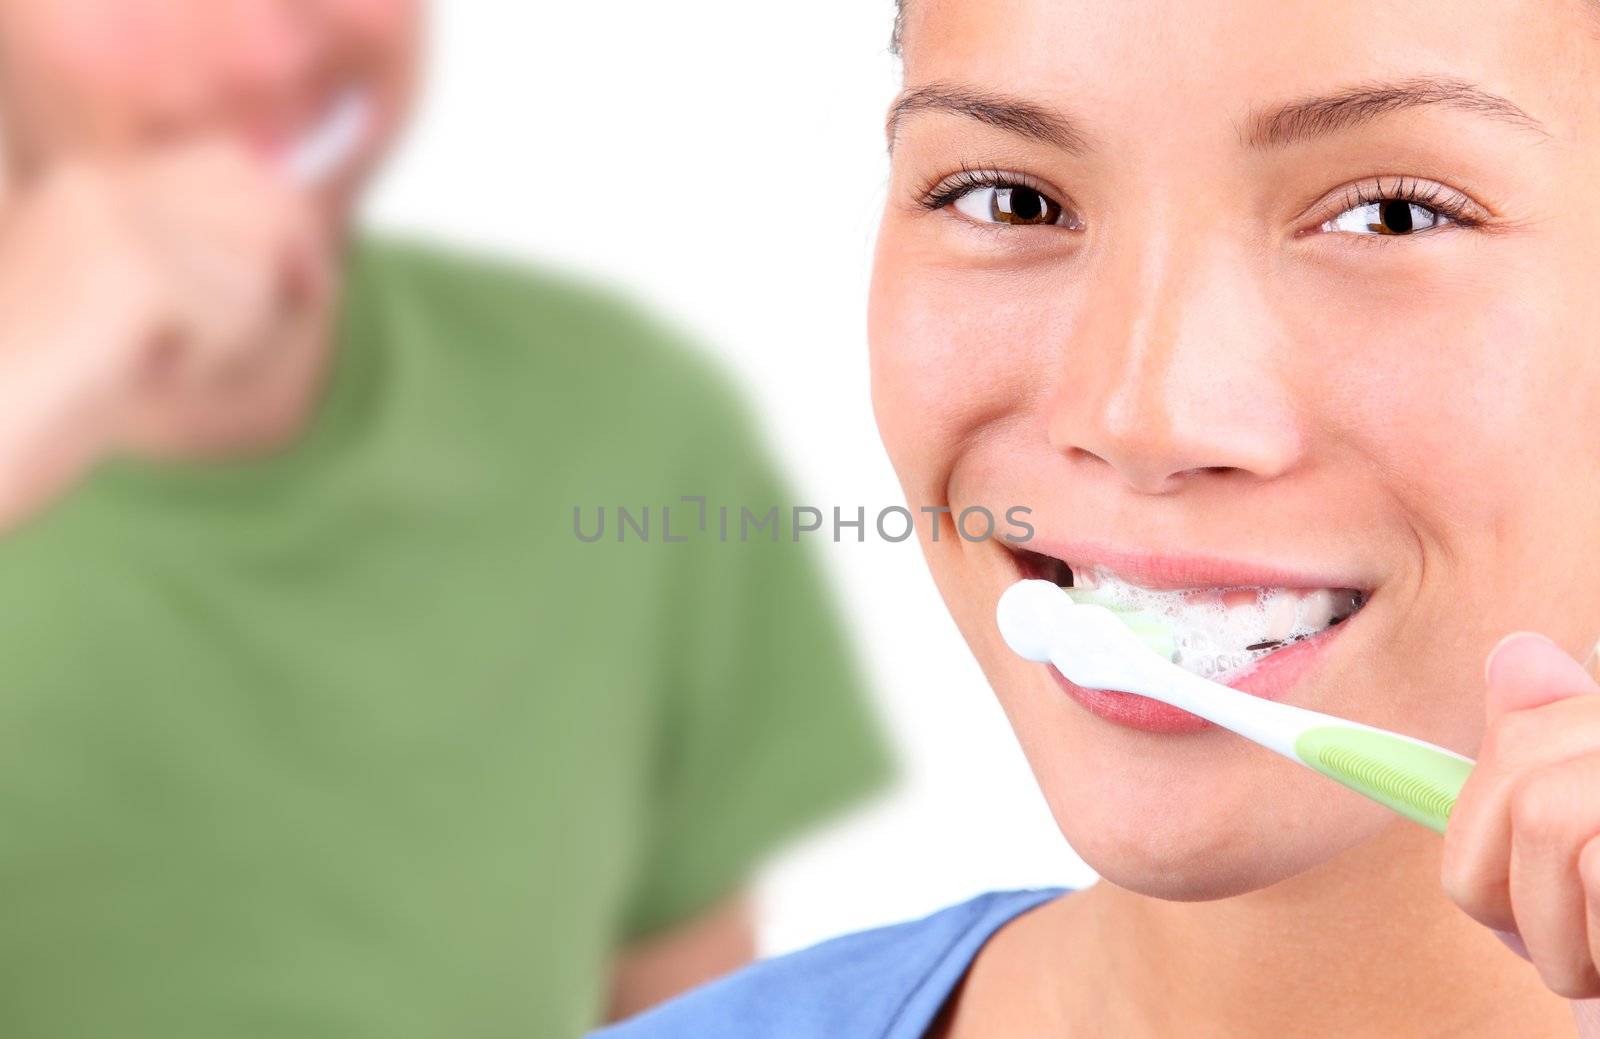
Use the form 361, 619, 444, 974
1064, 566, 1362, 681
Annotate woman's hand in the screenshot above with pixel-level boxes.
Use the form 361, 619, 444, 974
1443, 631, 1600, 1030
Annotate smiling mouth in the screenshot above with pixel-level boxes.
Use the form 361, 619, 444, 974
1009, 547, 1370, 680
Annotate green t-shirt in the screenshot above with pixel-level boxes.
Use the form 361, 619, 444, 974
0, 238, 890, 1038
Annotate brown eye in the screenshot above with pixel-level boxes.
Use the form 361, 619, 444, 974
994, 186, 1057, 225
1321, 199, 1452, 236
953, 184, 1074, 227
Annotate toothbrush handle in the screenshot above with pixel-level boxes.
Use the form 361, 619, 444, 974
1293, 726, 1475, 833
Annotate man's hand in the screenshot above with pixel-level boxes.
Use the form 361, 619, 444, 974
0, 141, 330, 526
1443, 632, 1600, 1032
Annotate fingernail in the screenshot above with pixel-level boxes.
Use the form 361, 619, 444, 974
1484, 631, 1559, 687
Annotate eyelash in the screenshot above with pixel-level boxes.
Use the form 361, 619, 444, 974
1311, 175, 1486, 231
915, 166, 1489, 234
916, 164, 1061, 213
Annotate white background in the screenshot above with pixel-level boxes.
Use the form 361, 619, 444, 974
366, 1, 1097, 955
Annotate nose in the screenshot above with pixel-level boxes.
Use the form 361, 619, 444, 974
1046, 227, 1304, 495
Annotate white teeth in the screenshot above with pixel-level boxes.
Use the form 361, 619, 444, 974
1263, 589, 1299, 642
1297, 588, 1337, 631
1064, 565, 1365, 680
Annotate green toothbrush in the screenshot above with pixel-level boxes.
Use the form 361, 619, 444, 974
996, 579, 1474, 833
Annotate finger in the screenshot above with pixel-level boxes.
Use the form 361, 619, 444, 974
1445, 696, 1600, 931
1485, 632, 1600, 724
163, 245, 278, 382
275, 191, 332, 310
217, 190, 331, 390
150, 163, 320, 383
217, 155, 328, 317
1508, 752, 1600, 997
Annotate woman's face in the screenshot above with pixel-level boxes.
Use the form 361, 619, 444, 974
871, 0, 1600, 898
0, 0, 418, 222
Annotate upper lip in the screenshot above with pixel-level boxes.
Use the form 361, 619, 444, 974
1011, 539, 1374, 592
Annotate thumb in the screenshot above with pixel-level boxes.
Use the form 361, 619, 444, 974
1483, 631, 1600, 726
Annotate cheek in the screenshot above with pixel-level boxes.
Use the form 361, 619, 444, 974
329, 0, 419, 63
29, 2, 177, 86
869, 237, 1070, 498
325, 0, 420, 144
1312, 264, 1600, 685
1321, 277, 1600, 540
0, 0, 180, 154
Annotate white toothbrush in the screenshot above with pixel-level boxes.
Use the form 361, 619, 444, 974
280, 87, 370, 188
996, 578, 1475, 833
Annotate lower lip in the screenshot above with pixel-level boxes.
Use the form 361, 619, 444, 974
1048, 615, 1355, 734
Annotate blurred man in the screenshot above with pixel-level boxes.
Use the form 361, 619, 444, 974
0, 2, 889, 1035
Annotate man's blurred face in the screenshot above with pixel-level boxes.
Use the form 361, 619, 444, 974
0, 0, 420, 225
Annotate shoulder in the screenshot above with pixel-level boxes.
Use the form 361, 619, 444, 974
589, 889, 1066, 1039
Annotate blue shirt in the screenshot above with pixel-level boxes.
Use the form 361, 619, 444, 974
589, 888, 1067, 1039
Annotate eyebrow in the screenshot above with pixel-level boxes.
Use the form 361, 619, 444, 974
885, 76, 1548, 155
886, 82, 1089, 153
1244, 77, 1548, 147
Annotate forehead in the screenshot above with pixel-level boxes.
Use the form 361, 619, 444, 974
899, 0, 1600, 140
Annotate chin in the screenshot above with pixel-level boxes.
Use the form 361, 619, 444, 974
1059, 807, 1352, 901
1029, 736, 1398, 901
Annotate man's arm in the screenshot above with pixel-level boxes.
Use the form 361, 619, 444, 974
605, 892, 756, 1023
